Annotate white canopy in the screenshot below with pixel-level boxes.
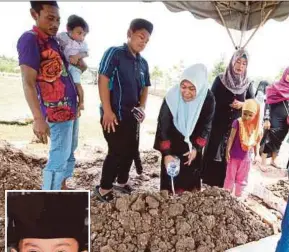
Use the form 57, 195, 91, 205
150, 1, 289, 48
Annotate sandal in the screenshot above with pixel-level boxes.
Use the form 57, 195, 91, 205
113, 184, 134, 195
271, 162, 282, 169
134, 157, 143, 175
95, 185, 114, 203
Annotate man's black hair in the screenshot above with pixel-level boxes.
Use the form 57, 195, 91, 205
30, 1, 59, 14
129, 18, 153, 35
67, 15, 89, 33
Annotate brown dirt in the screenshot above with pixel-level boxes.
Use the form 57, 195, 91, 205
0, 141, 278, 252
0, 141, 45, 252
91, 188, 274, 252
267, 180, 289, 201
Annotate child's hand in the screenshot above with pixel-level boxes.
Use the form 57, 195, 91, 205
226, 151, 230, 163
264, 120, 271, 130
78, 59, 87, 72
69, 55, 80, 65
254, 154, 261, 164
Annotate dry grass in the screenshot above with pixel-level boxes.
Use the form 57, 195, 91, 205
0, 75, 288, 168
0, 76, 163, 157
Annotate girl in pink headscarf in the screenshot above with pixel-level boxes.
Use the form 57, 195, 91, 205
261, 68, 289, 169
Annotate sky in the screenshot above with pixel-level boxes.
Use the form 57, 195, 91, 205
1, 1, 289, 79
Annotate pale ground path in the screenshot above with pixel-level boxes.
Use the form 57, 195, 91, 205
226, 234, 280, 252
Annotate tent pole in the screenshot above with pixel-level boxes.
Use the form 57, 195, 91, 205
239, 1, 250, 48
243, 3, 279, 48
213, 1, 237, 49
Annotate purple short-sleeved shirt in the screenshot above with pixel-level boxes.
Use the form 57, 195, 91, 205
230, 119, 250, 160
17, 26, 77, 123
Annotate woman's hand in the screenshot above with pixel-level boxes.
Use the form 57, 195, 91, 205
164, 155, 176, 169
230, 100, 243, 110
264, 120, 271, 130
183, 149, 197, 166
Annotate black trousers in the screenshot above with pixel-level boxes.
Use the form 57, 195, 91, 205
133, 122, 142, 163
100, 117, 138, 190
263, 102, 289, 154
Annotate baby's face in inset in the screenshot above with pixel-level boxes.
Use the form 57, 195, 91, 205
14, 238, 79, 252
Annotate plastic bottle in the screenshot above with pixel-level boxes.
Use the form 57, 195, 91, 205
166, 156, 180, 195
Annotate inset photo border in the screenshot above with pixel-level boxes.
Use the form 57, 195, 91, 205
5, 190, 90, 252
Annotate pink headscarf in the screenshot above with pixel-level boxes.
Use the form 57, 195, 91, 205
266, 68, 289, 105
220, 49, 250, 95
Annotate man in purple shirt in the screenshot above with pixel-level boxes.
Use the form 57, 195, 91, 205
17, 1, 83, 190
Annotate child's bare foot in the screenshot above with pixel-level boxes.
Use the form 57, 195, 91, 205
256, 162, 268, 172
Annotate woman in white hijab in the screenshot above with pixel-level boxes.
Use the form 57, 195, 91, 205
154, 64, 215, 193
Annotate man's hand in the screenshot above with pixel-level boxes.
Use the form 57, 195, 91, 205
77, 103, 84, 118
230, 100, 243, 110
164, 155, 176, 169
102, 110, 118, 133
69, 55, 80, 65
264, 120, 271, 130
33, 118, 50, 144
183, 149, 197, 166
78, 59, 87, 72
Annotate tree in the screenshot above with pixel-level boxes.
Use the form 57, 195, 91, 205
151, 66, 163, 80
150, 66, 164, 91
0, 55, 19, 73
209, 56, 226, 84
276, 67, 285, 80
172, 60, 185, 81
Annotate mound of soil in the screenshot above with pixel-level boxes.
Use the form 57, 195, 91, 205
0, 141, 277, 252
91, 188, 274, 252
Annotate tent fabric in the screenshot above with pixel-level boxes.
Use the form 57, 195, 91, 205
159, 1, 289, 31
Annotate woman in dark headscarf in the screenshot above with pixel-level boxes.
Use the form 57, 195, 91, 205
202, 49, 255, 187
260, 68, 289, 169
